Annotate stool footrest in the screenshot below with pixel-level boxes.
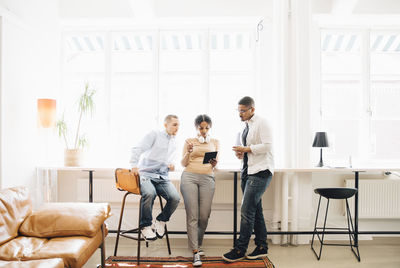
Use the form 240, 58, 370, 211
322, 243, 359, 247
120, 228, 140, 234
314, 227, 351, 230
120, 233, 144, 241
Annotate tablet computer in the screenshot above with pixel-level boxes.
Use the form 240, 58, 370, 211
203, 151, 218, 164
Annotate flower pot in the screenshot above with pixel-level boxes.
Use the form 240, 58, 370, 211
64, 149, 83, 167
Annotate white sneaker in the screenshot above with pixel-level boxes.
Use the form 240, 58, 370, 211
193, 252, 202, 267
198, 249, 205, 256
141, 226, 157, 241
154, 220, 166, 238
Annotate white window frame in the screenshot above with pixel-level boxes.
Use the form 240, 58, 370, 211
60, 24, 261, 166
314, 26, 400, 164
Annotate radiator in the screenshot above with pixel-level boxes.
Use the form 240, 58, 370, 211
345, 179, 400, 219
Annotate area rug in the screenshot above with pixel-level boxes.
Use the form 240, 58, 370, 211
105, 256, 275, 268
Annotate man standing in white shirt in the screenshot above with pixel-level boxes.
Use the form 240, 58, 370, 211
130, 115, 181, 241
223, 96, 274, 262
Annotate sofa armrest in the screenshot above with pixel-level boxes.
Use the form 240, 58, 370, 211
19, 202, 111, 238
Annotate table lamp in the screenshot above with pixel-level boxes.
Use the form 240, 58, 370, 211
37, 99, 56, 128
312, 132, 329, 167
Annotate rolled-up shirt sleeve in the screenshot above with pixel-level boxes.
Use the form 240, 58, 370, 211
129, 131, 156, 168
249, 119, 273, 155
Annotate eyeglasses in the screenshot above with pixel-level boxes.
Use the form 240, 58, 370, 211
237, 107, 252, 114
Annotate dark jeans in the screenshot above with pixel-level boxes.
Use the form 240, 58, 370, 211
236, 170, 272, 252
139, 176, 180, 228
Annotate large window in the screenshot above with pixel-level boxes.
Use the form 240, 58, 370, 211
317, 29, 400, 164
61, 27, 259, 166
370, 31, 400, 160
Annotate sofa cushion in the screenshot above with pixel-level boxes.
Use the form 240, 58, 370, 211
0, 231, 103, 268
0, 258, 64, 268
0, 187, 32, 246
19, 202, 110, 238
0, 236, 47, 260
31, 230, 104, 268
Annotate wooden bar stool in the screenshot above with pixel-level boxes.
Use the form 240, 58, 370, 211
311, 187, 360, 261
113, 168, 171, 265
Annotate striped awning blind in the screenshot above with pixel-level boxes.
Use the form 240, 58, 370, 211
321, 32, 400, 52
66, 32, 253, 52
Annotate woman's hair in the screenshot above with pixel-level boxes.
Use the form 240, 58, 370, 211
194, 114, 212, 127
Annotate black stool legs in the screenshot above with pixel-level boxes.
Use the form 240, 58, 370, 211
311, 195, 361, 262
311, 195, 329, 260
158, 195, 171, 255
345, 197, 360, 261
114, 193, 171, 265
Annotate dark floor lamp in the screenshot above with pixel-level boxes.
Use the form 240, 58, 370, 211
312, 132, 329, 167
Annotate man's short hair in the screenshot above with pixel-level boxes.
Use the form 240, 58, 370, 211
164, 114, 179, 123
238, 96, 255, 107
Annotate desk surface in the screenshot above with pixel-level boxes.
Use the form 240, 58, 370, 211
38, 166, 400, 173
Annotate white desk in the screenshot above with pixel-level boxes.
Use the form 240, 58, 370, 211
37, 166, 400, 247
216, 167, 400, 246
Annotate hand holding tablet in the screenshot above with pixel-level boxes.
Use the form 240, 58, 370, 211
203, 151, 218, 164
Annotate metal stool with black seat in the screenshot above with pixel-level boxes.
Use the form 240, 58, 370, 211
113, 168, 171, 265
311, 187, 360, 262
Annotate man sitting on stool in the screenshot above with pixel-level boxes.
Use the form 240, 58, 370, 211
130, 114, 181, 241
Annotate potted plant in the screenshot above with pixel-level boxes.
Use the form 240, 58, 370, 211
56, 82, 95, 166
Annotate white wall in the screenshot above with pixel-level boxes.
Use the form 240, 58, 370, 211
59, 0, 133, 18
312, 0, 400, 14
0, 1, 60, 193
58, 0, 273, 19
154, 0, 272, 18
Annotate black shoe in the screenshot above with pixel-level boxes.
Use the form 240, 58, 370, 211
222, 248, 245, 263
246, 245, 268, 259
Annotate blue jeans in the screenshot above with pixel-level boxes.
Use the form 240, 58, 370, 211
236, 171, 272, 252
139, 176, 180, 228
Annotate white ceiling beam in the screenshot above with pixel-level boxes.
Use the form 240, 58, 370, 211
129, 0, 156, 20
331, 0, 359, 15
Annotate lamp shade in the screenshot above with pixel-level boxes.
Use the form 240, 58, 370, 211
37, 99, 56, 128
312, 132, 329, 148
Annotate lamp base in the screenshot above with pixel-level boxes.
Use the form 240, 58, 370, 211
316, 148, 324, 167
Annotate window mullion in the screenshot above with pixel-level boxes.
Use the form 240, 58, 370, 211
361, 29, 372, 157
363, 29, 371, 116
254, 29, 261, 101
155, 30, 160, 125
204, 29, 210, 113
105, 31, 112, 131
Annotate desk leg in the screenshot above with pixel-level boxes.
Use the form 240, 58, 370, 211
233, 172, 238, 247
89, 171, 93, 203
354, 171, 359, 247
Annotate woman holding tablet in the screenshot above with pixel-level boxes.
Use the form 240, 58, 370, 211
181, 114, 219, 267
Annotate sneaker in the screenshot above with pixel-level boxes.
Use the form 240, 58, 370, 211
222, 248, 245, 263
246, 245, 268, 259
193, 252, 202, 267
141, 226, 157, 241
154, 220, 166, 238
198, 249, 205, 256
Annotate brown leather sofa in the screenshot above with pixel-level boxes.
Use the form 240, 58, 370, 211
0, 187, 110, 268
0, 258, 64, 267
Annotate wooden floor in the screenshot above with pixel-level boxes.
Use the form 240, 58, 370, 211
85, 236, 400, 268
